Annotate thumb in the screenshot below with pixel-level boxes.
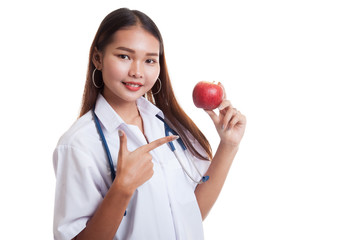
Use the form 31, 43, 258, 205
204, 109, 219, 125
118, 130, 128, 156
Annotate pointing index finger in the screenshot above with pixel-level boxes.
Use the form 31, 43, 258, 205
140, 135, 179, 153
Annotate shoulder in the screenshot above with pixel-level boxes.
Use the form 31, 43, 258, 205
53, 110, 104, 173
56, 110, 98, 149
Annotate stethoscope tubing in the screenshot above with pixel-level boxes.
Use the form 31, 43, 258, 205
93, 109, 116, 181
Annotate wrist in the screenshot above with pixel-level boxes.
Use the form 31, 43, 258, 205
219, 140, 240, 152
111, 177, 135, 198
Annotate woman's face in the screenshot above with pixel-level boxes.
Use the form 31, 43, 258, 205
96, 26, 160, 105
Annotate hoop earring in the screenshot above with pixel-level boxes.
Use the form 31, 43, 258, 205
92, 68, 103, 88
152, 78, 162, 95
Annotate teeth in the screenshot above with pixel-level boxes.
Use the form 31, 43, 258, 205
124, 83, 141, 87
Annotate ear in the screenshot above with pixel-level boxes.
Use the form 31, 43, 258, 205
92, 47, 103, 70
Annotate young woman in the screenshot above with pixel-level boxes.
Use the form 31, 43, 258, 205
53, 8, 246, 240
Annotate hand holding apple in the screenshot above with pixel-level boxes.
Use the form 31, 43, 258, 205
194, 81, 246, 147
192, 81, 224, 110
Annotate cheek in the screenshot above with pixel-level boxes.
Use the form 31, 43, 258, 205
102, 58, 128, 82
146, 65, 160, 82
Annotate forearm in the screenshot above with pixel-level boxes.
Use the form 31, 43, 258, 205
195, 141, 239, 220
74, 181, 133, 240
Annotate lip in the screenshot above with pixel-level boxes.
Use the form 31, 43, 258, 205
124, 81, 143, 85
122, 81, 143, 91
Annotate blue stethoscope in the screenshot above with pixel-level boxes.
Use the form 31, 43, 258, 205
92, 109, 209, 185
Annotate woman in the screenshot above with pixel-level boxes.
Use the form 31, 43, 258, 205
53, 8, 246, 240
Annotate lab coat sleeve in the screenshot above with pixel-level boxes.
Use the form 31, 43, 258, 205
53, 145, 106, 240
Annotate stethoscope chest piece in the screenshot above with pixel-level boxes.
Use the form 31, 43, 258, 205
201, 175, 210, 183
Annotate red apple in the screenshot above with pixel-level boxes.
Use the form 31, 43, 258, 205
192, 81, 224, 110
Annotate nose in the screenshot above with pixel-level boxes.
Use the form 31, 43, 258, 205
129, 61, 143, 78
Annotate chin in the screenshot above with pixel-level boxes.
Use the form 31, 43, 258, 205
104, 85, 149, 103
122, 90, 148, 102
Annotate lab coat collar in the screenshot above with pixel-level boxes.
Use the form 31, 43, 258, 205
94, 94, 163, 132
137, 96, 164, 119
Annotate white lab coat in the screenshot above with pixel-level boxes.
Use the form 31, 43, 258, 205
53, 94, 211, 240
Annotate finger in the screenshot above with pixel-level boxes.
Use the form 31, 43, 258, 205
140, 135, 179, 153
118, 130, 128, 156
204, 109, 220, 125
239, 113, 247, 126
218, 99, 232, 111
222, 108, 237, 130
218, 82, 226, 99
228, 111, 243, 129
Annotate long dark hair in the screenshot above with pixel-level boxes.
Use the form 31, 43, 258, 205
79, 8, 212, 160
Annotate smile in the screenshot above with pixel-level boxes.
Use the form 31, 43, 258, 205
123, 82, 142, 87
122, 81, 143, 91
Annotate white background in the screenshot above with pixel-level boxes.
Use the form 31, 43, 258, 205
1, 0, 359, 239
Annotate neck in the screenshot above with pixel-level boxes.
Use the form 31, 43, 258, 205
102, 90, 140, 124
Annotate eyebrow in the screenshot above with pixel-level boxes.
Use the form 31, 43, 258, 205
116, 46, 159, 57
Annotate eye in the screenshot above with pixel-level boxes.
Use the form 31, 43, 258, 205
118, 54, 130, 60
146, 59, 157, 64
